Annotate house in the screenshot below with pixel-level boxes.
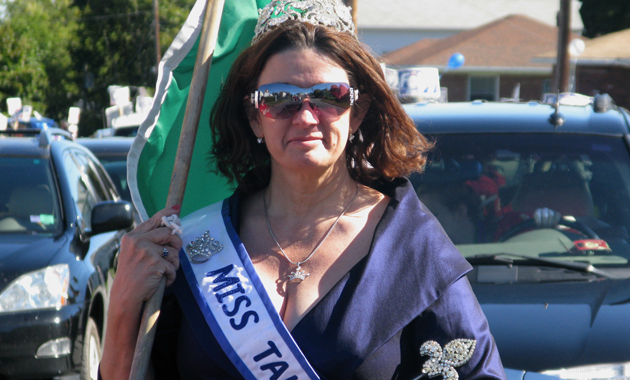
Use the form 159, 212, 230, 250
535, 28, 630, 109
356, 0, 583, 56
380, 15, 586, 103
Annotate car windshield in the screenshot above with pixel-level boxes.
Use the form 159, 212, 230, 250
0, 157, 62, 235
412, 133, 630, 271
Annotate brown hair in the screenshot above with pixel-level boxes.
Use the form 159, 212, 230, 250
210, 21, 432, 193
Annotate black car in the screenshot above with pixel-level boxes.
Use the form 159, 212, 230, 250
405, 94, 630, 380
76, 137, 140, 225
0, 129, 134, 379
75, 138, 134, 203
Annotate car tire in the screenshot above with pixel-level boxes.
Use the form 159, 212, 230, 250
81, 317, 102, 380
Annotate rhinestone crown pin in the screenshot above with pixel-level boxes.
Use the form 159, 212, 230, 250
419, 339, 477, 380
252, 0, 356, 45
186, 231, 224, 263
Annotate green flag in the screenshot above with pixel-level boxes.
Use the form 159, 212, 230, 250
128, 0, 271, 221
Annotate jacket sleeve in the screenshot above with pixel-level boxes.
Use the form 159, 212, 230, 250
402, 276, 507, 380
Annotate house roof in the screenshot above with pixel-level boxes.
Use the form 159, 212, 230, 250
536, 28, 630, 65
356, 0, 583, 32
381, 14, 584, 72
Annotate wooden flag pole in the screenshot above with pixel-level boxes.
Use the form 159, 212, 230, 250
128, 0, 226, 378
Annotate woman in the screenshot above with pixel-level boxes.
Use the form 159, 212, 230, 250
100, 1, 505, 379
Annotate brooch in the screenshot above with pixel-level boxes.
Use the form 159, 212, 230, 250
419, 339, 477, 380
186, 231, 223, 263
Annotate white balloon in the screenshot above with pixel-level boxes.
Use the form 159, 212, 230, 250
569, 39, 585, 57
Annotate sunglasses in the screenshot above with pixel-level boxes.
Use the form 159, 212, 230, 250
251, 82, 358, 120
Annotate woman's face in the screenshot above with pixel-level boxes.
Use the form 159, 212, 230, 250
250, 48, 360, 176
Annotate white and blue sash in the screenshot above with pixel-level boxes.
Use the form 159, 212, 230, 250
178, 199, 320, 380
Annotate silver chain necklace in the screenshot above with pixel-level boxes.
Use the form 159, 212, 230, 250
263, 184, 359, 283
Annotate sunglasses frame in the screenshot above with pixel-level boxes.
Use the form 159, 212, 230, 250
250, 82, 359, 120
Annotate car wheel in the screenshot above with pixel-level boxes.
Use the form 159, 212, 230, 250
81, 317, 102, 380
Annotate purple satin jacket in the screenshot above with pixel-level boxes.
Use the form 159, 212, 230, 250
147, 178, 506, 380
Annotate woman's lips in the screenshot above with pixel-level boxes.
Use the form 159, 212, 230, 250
289, 135, 321, 143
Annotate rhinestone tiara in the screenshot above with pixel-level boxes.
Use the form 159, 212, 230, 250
252, 0, 356, 45
186, 231, 224, 263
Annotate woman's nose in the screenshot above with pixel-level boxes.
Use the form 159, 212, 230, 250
293, 101, 319, 125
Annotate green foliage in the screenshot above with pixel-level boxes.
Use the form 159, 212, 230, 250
0, 0, 194, 136
0, 0, 80, 120
580, 0, 630, 38
72, 0, 195, 136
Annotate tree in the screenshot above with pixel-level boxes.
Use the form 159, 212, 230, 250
0, 0, 194, 135
580, 0, 630, 38
0, 0, 80, 121
71, 0, 195, 136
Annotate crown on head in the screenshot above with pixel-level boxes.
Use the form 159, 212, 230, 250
252, 0, 356, 45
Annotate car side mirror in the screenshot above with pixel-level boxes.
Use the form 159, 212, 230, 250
89, 200, 134, 236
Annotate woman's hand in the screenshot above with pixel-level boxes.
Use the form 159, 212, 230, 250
100, 205, 183, 380
115, 205, 184, 305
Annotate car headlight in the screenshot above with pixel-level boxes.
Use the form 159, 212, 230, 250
542, 362, 630, 379
0, 264, 69, 313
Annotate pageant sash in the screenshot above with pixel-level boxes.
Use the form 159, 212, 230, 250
179, 199, 320, 380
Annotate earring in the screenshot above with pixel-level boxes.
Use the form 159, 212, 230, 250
257, 137, 264, 144
348, 133, 355, 142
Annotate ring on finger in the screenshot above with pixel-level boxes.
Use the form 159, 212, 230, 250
162, 246, 169, 258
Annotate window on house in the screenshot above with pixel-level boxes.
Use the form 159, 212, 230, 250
542, 79, 553, 98
469, 76, 498, 101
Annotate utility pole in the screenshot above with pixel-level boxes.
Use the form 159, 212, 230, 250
555, 0, 571, 92
153, 0, 162, 67
343, 0, 358, 32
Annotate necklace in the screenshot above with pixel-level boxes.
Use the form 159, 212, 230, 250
263, 183, 359, 283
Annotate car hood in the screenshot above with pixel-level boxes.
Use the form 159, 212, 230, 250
0, 234, 68, 289
473, 277, 630, 372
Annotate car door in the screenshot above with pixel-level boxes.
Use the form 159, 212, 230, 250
61, 147, 125, 315
66, 147, 125, 278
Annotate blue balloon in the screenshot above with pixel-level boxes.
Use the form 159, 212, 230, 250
447, 53, 465, 69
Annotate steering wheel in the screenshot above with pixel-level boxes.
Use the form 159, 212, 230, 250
498, 217, 599, 242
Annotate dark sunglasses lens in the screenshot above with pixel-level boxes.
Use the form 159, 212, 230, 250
257, 83, 353, 119
266, 101, 301, 119
309, 83, 352, 108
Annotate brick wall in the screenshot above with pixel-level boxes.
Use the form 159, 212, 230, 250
440, 75, 468, 102
439, 68, 629, 109
576, 66, 630, 110
499, 75, 551, 102
441, 74, 552, 102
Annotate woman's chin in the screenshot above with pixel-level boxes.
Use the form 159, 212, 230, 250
271, 143, 345, 171
277, 154, 339, 173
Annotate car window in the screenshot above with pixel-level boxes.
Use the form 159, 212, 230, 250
77, 141, 132, 203
74, 151, 111, 202
92, 159, 120, 201
412, 133, 630, 268
112, 126, 138, 137
100, 161, 131, 203
63, 151, 98, 229
0, 157, 63, 234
